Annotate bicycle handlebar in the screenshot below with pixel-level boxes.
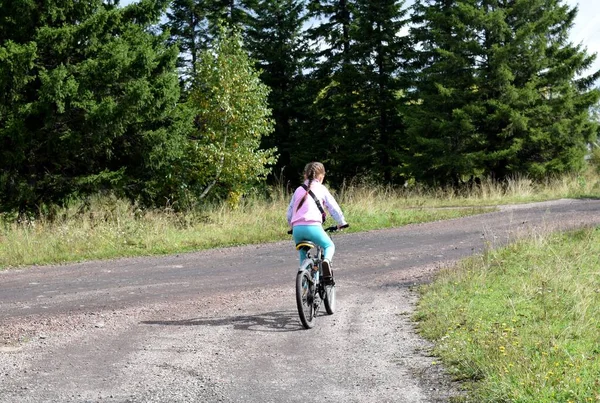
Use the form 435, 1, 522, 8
287, 223, 349, 235
325, 224, 349, 232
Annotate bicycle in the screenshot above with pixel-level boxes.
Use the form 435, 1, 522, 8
291, 224, 349, 329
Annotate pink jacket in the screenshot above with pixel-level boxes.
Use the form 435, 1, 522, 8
286, 179, 347, 227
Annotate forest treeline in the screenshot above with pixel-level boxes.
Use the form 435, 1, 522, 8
1, 0, 599, 214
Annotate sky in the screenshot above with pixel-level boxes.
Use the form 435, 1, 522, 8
120, 0, 600, 76
565, 0, 600, 76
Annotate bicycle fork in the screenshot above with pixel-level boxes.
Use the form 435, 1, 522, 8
310, 264, 323, 310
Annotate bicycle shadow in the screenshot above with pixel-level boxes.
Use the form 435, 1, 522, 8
141, 310, 303, 332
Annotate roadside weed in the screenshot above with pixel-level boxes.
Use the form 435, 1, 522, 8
2, 170, 599, 268
415, 228, 600, 402
0, 190, 484, 269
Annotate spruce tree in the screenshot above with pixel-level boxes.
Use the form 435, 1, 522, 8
306, 0, 410, 184
352, 0, 409, 183
404, 0, 599, 185
305, 0, 370, 184
307, 0, 353, 72
245, 0, 310, 180
163, 0, 254, 89
0, 0, 182, 212
163, 0, 209, 81
204, 0, 256, 38
403, 0, 483, 185
475, 0, 600, 179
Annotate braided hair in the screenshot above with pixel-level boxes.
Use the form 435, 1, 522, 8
296, 162, 326, 212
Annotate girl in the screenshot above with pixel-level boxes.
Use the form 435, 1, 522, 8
287, 162, 347, 284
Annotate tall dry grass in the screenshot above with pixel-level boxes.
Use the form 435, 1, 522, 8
1, 171, 598, 269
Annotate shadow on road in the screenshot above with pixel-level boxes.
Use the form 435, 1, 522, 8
141, 310, 304, 332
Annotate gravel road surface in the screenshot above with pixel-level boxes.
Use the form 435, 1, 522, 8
1, 199, 599, 402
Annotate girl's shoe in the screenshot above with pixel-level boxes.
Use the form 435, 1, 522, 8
322, 259, 334, 284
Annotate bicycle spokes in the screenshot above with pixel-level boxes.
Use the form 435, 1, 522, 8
296, 270, 316, 328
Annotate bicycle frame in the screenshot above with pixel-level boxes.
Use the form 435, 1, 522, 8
292, 224, 347, 329
298, 246, 323, 280
295, 243, 327, 328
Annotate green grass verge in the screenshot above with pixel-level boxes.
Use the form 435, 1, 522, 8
0, 193, 489, 269
415, 228, 600, 403
1, 171, 599, 269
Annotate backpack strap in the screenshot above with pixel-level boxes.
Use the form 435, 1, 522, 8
301, 184, 326, 223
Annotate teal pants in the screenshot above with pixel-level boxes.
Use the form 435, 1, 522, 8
292, 225, 335, 264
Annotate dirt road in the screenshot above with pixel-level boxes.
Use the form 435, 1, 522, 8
1, 199, 599, 402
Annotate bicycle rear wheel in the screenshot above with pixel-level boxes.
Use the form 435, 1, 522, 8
323, 284, 336, 314
296, 270, 316, 329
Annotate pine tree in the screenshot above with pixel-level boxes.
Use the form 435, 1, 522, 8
352, 0, 409, 183
305, 0, 410, 184
305, 0, 370, 184
244, 0, 310, 180
203, 0, 256, 41
162, 0, 255, 89
0, 0, 183, 212
475, 0, 600, 179
404, 0, 600, 185
307, 0, 353, 72
403, 0, 483, 185
163, 0, 209, 81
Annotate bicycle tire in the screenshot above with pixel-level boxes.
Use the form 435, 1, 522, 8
323, 284, 336, 315
296, 269, 316, 329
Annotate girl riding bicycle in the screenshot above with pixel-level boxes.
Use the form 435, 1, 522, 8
287, 162, 347, 284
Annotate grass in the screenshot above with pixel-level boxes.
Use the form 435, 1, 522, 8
414, 228, 600, 402
0, 191, 488, 269
1, 171, 599, 269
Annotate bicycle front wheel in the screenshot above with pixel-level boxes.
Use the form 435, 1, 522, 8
296, 270, 316, 329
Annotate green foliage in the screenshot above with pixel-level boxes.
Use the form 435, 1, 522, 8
163, 0, 209, 80
245, 0, 311, 181
475, 0, 600, 180
0, 0, 183, 213
351, 0, 409, 183
304, 0, 410, 186
403, 0, 600, 186
162, 0, 600, 189
403, 0, 483, 185
416, 228, 600, 402
304, 0, 367, 185
186, 27, 277, 203
163, 0, 255, 88
3, 0, 600, 214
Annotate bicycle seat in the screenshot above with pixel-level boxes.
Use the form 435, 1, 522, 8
295, 241, 317, 251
